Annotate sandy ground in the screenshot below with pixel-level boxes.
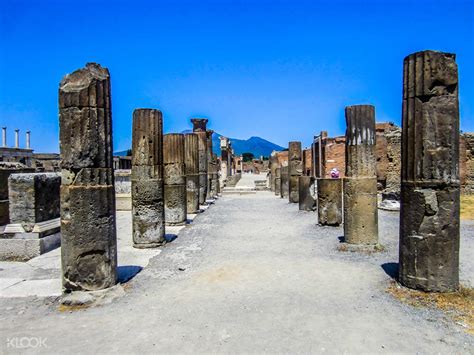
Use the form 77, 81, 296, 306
0, 190, 473, 354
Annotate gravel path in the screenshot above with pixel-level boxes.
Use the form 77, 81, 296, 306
0, 192, 472, 353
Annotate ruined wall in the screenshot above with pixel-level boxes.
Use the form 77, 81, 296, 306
375, 122, 401, 192
462, 133, 474, 194
322, 136, 346, 178
303, 148, 312, 176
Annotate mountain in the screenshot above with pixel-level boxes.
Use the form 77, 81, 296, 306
115, 132, 285, 158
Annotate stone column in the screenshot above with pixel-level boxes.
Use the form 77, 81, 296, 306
288, 141, 303, 203
274, 167, 281, 196
59, 62, 117, 292
343, 105, 378, 245
26, 131, 31, 149
185, 133, 200, 214
280, 165, 289, 198
2, 127, 6, 147
191, 119, 208, 204
270, 153, 278, 192
299, 176, 316, 211
317, 178, 342, 226
14, 129, 19, 148
399, 50, 460, 292
131, 108, 165, 248
206, 130, 214, 199
164, 133, 187, 225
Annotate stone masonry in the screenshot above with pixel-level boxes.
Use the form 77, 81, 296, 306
131, 108, 165, 248
8, 172, 60, 232
399, 50, 460, 292
164, 133, 187, 226
59, 63, 117, 292
317, 178, 342, 226
288, 141, 303, 203
191, 119, 208, 204
343, 105, 379, 245
185, 133, 200, 214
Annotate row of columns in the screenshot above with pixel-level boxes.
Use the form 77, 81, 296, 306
1, 128, 31, 149
268, 50, 460, 293
58, 63, 219, 293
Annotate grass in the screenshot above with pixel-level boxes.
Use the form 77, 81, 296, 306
387, 281, 474, 334
461, 195, 474, 220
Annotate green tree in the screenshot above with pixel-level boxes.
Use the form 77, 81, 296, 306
242, 152, 255, 162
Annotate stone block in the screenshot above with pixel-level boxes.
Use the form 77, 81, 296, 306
8, 173, 61, 232
317, 178, 342, 226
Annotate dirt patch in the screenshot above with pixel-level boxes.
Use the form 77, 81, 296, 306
387, 281, 474, 334
461, 195, 474, 220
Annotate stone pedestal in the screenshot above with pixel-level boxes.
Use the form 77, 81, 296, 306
185, 134, 200, 213
298, 176, 316, 211
317, 178, 342, 226
399, 50, 460, 292
288, 141, 303, 203
1, 172, 61, 261
131, 109, 165, 248
274, 167, 281, 196
59, 63, 117, 292
343, 105, 378, 245
280, 166, 289, 198
164, 134, 187, 225
343, 177, 378, 243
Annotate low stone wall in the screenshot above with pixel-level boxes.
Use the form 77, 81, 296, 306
225, 173, 242, 187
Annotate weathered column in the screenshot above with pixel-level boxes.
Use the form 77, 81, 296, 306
274, 167, 281, 196
131, 108, 165, 248
164, 133, 187, 225
317, 178, 342, 226
185, 133, 200, 214
399, 50, 460, 292
191, 119, 208, 204
59, 63, 117, 292
270, 153, 278, 192
288, 141, 303, 203
280, 165, 289, 198
343, 105, 378, 245
298, 176, 316, 211
206, 130, 214, 199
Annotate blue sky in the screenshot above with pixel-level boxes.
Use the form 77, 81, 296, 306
0, 0, 472, 153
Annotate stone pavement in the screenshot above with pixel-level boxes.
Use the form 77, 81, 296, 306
0, 192, 472, 353
0, 204, 213, 298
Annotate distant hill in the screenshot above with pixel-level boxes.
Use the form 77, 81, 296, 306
115, 132, 285, 158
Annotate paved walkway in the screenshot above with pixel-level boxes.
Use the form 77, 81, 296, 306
0, 192, 472, 353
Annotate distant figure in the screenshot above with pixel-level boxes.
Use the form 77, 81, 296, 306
330, 168, 340, 179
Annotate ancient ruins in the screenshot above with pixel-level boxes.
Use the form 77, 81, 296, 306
398, 50, 460, 292
0, 49, 472, 353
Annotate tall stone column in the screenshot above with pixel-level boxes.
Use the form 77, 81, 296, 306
343, 105, 378, 245
274, 167, 281, 196
317, 178, 342, 226
288, 141, 303, 203
131, 109, 165, 248
59, 63, 117, 292
206, 130, 214, 199
185, 134, 200, 214
280, 165, 289, 198
164, 134, 187, 225
191, 118, 208, 204
269, 153, 278, 192
399, 50, 460, 292
299, 176, 316, 211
